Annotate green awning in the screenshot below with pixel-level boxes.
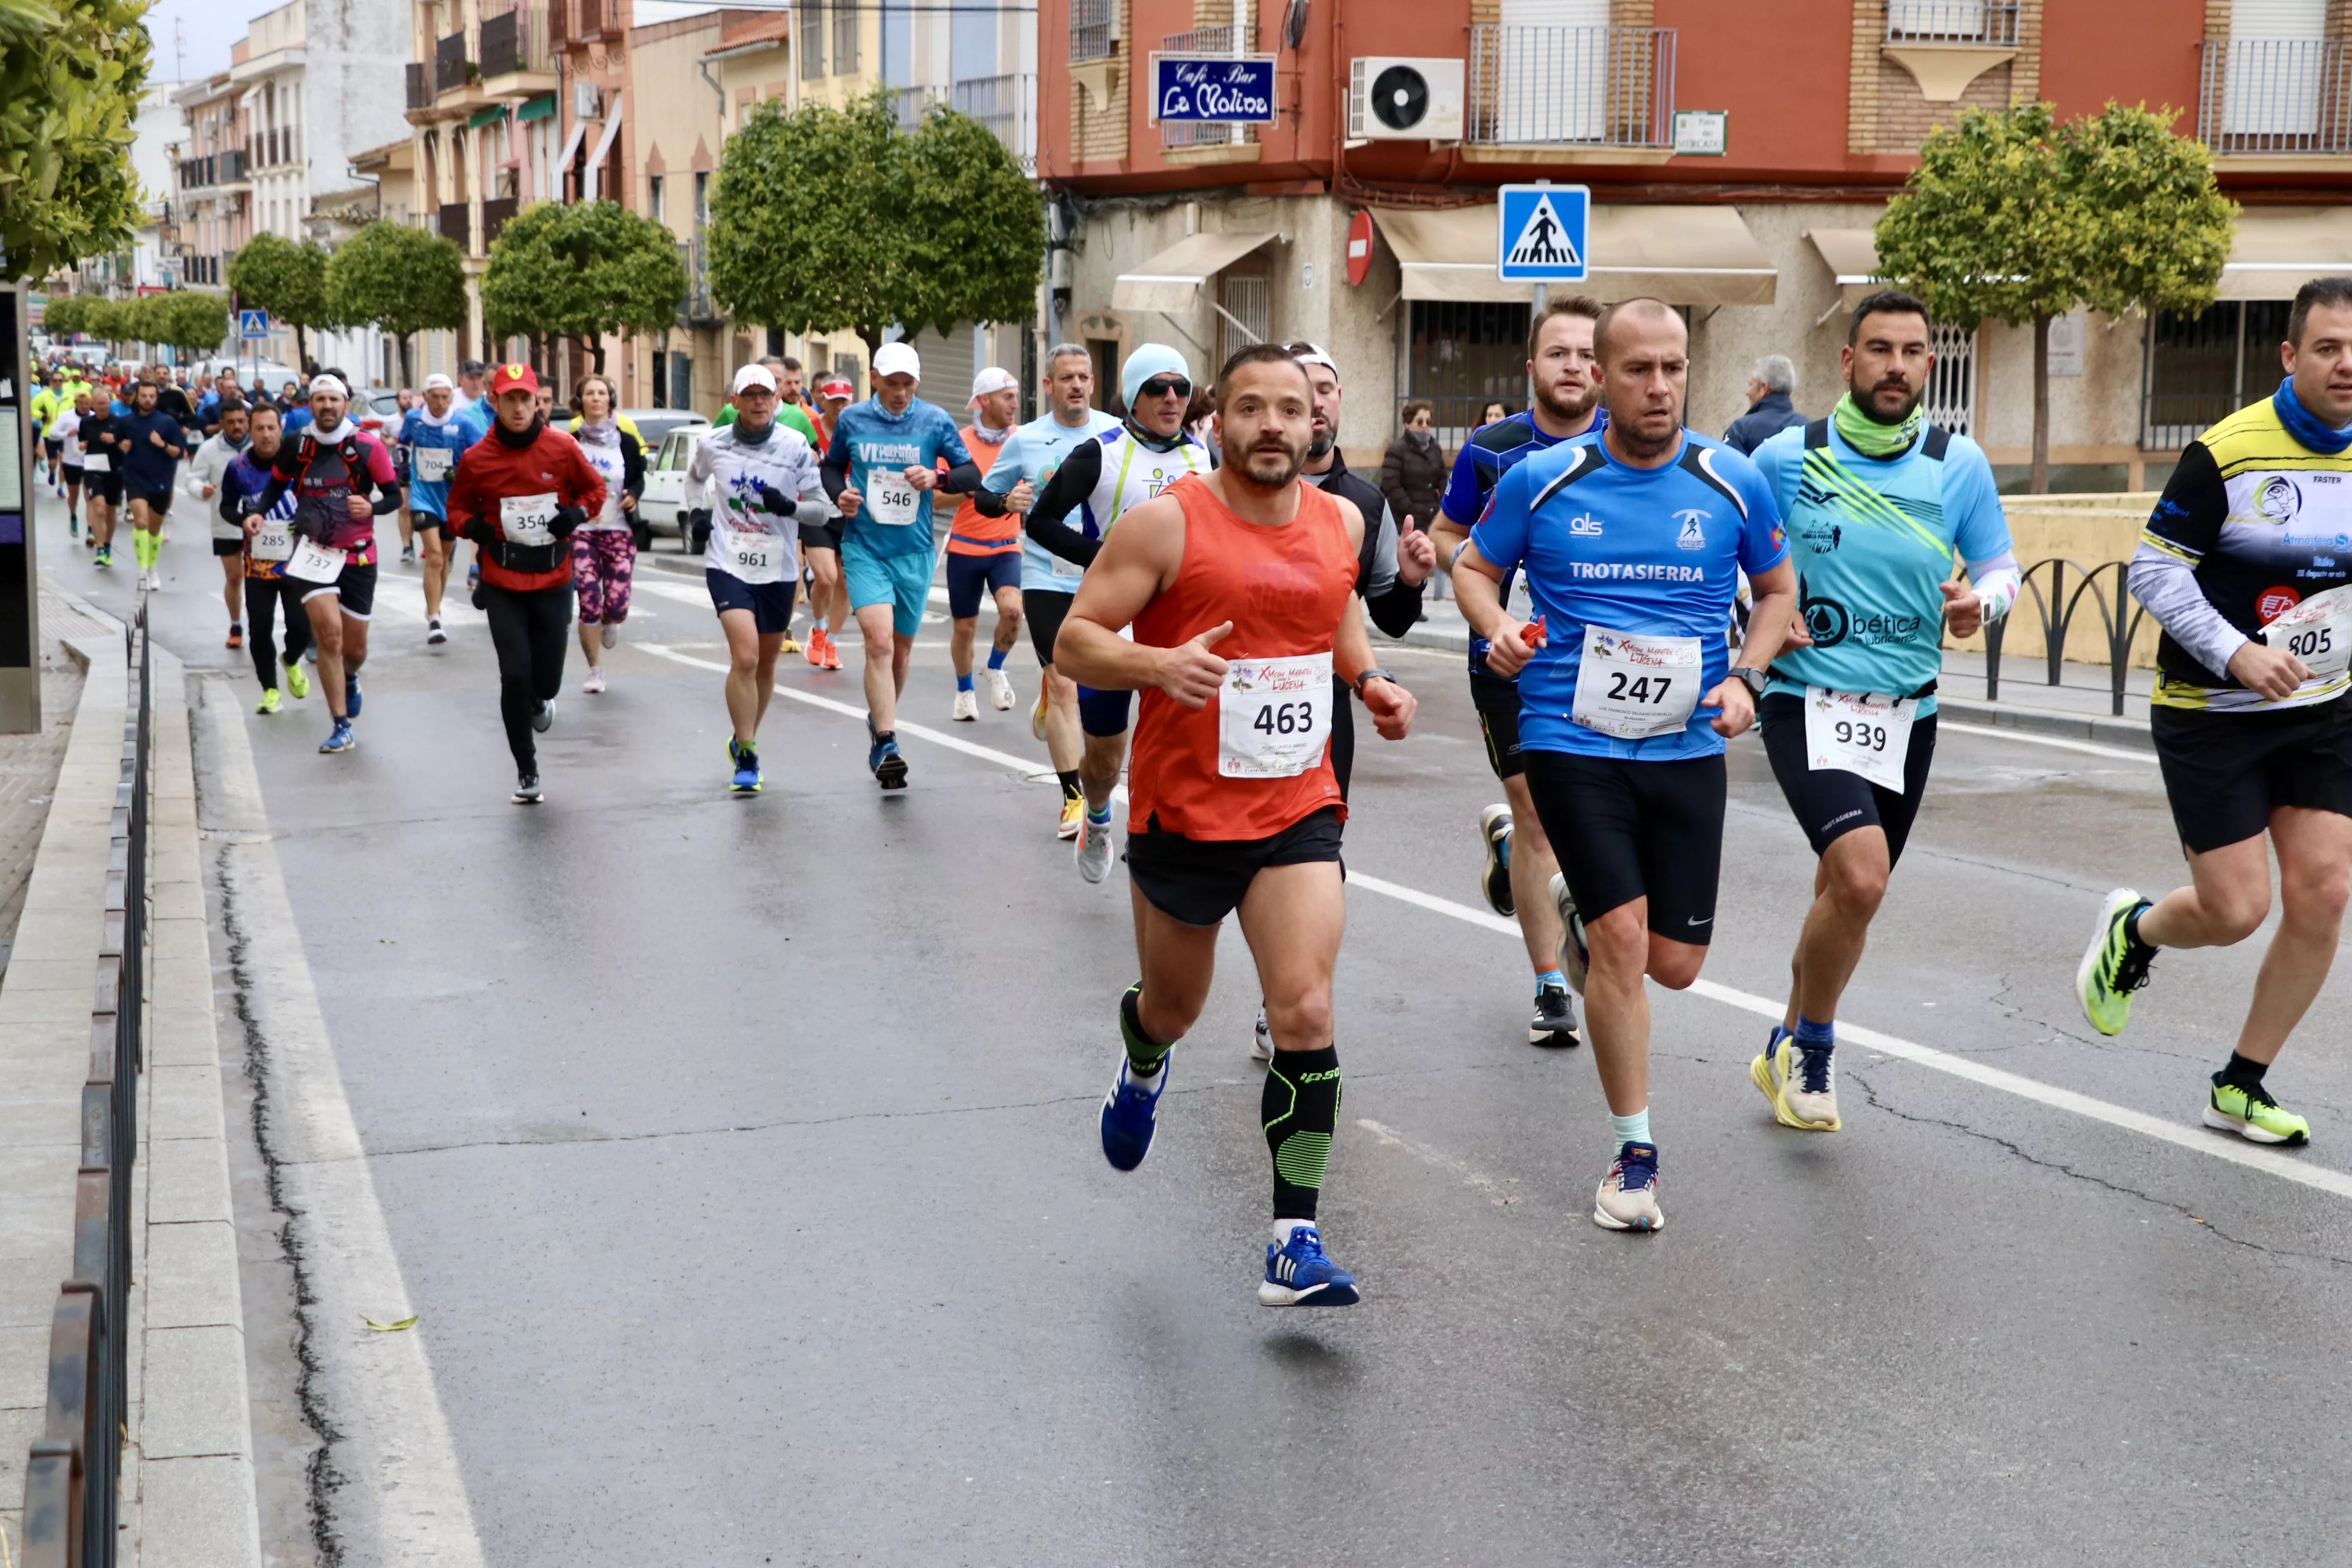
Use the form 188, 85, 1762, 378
467, 104, 507, 130
516, 93, 556, 123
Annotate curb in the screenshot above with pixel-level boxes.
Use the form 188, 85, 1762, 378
1933, 694, 2154, 752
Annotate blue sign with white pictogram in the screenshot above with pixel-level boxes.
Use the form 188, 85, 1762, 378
239, 309, 271, 339
1150, 55, 1278, 124
1495, 184, 1590, 283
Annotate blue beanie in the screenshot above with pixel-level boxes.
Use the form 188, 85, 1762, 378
1121, 343, 1190, 411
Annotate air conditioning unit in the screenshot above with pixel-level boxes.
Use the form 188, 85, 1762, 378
573, 80, 603, 120
1349, 57, 1464, 141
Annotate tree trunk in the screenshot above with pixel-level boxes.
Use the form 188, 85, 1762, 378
586, 332, 605, 374
397, 332, 414, 388
2030, 312, 2051, 496
294, 323, 310, 375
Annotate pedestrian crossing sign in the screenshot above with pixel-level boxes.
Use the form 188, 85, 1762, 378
1495, 184, 1589, 283
239, 309, 270, 339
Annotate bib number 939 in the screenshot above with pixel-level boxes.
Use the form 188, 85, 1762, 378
1831, 718, 1889, 752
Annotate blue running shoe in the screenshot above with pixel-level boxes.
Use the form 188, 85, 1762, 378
1099, 1058, 1167, 1171
318, 718, 357, 755
1259, 1224, 1360, 1308
730, 742, 762, 795
870, 736, 908, 789
344, 675, 362, 717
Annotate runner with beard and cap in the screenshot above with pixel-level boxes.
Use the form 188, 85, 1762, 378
1057, 342, 1417, 1309
1428, 295, 1607, 1051
1002, 344, 1212, 876
1742, 291, 2017, 1135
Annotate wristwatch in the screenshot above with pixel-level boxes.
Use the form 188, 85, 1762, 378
1352, 667, 1396, 699
1729, 666, 1768, 698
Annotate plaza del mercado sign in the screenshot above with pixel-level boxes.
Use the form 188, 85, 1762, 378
1149, 55, 1278, 124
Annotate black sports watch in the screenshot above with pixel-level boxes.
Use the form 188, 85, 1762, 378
1729, 666, 1768, 698
1352, 667, 1396, 699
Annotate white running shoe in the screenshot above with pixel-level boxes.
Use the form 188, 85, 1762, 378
426, 617, 446, 646
1251, 1007, 1274, 1063
985, 667, 1015, 711
582, 668, 607, 695
1076, 810, 1114, 883
952, 688, 979, 723
600, 623, 619, 649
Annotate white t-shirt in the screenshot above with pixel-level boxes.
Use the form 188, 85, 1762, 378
685, 422, 824, 584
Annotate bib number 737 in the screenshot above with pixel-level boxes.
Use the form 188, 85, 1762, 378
1218, 652, 1334, 778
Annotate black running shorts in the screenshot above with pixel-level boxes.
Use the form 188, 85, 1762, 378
298, 558, 377, 619
1522, 749, 1727, 942
798, 516, 843, 553
2151, 697, 2352, 854
1758, 693, 1940, 863
1027, 587, 1073, 667
1125, 806, 1344, 928
1471, 668, 1525, 780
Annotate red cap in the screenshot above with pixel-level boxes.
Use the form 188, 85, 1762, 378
816, 377, 854, 400
488, 361, 540, 397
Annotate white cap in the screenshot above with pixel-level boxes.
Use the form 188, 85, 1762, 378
731, 362, 778, 395
968, 366, 1018, 404
423, 373, 454, 391
1291, 342, 1340, 375
871, 341, 921, 381
308, 374, 349, 398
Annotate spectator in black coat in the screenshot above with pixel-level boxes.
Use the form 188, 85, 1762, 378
1380, 399, 1448, 532
1723, 354, 1805, 454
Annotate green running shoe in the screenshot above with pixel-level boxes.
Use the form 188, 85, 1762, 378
2077, 887, 2157, 1037
2205, 1080, 2309, 1145
283, 659, 311, 700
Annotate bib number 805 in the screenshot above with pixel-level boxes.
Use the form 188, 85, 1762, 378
1251, 701, 1315, 737
1606, 672, 1674, 705
2287, 626, 2335, 659
1832, 718, 1889, 752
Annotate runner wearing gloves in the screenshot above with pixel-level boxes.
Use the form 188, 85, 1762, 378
686, 362, 825, 793
218, 404, 313, 713
184, 400, 251, 646
443, 362, 607, 802
566, 374, 645, 695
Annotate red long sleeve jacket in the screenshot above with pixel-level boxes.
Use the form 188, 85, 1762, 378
445, 419, 609, 592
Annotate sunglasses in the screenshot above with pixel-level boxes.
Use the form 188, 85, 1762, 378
1138, 377, 1192, 400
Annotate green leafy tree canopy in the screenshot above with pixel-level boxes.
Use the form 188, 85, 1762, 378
709, 92, 1043, 355
480, 198, 685, 371
228, 231, 335, 367
0, 0, 151, 281
327, 220, 466, 383
145, 289, 228, 355
1875, 101, 2236, 491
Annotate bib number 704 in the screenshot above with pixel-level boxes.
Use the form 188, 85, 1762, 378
1606, 671, 1674, 705
1252, 701, 1315, 737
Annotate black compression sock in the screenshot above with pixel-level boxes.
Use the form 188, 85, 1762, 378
1057, 769, 1083, 802
1119, 985, 1172, 1078
1263, 1044, 1341, 1221
2216, 1051, 2269, 1093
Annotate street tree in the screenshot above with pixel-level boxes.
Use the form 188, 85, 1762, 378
1876, 101, 2235, 492
0, 0, 151, 283
708, 92, 1043, 358
228, 231, 337, 371
143, 290, 229, 361
327, 220, 466, 384
40, 293, 91, 339
481, 199, 684, 374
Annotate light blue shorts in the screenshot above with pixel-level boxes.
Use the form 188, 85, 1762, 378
842, 535, 935, 637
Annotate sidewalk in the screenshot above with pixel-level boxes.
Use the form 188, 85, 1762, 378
1385, 596, 2158, 752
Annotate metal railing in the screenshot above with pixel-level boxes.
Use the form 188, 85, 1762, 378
1884, 0, 2020, 47
441, 200, 472, 255
435, 29, 470, 95
2197, 38, 2352, 154
1161, 25, 1256, 149
952, 72, 1037, 170
891, 84, 940, 130
479, 4, 553, 79
1468, 24, 1675, 148
679, 237, 716, 325
406, 60, 432, 110
1982, 557, 2152, 716
22, 605, 151, 1568
1070, 0, 1115, 61
481, 195, 518, 247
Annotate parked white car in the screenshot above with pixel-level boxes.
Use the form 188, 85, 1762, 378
640, 425, 711, 548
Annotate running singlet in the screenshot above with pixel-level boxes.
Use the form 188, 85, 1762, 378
985, 409, 1123, 593
272, 429, 397, 561
1470, 430, 1789, 760
827, 398, 972, 556
400, 404, 470, 518
1043, 426, 1213, 584
1752, 419, 2009, 717
222, 452, 299, 580
51, 411, 82, 466
942, 427, 1014, 556
1440, 410, 1603, 680
2135, 395, 2352, 712
1126, 475, 1359, 840
687, 422, 822, 585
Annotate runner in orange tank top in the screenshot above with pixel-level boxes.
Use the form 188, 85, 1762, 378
1056, 344, 1417, 1309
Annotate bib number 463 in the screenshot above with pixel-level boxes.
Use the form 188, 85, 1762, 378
1251, 701, 1315, 737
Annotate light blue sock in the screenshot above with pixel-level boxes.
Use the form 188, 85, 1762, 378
813, 618, 827, 633
986, 646, 1008, 671
1795, 1014, 1835, 1056
1609, 1108, 1652, 1148
1536, 968, 1566, 994
958, 672, 975, 692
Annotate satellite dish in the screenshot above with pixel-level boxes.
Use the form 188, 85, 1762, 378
1284, 0, 1308, 50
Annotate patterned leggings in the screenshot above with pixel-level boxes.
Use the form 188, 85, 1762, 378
571, 528, 635, 625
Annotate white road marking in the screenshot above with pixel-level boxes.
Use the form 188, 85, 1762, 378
633, 648, 2352, 1204
1357, 1119, 1517, 1207
205, 684, 488, 1568
1936, 719, 2157, 763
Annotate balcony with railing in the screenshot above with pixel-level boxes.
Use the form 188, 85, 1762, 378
1159, 26, 1256, 151
952, 72, 1037, 171
441, 201, 472, 255
1070, 0, 1115, 61
435, 29, 471, 95
2197, 38, 2352, 155
1468, 25, 1675, 148
891, 84, 940, 130
479, 4, 556, 92
1883, 0, 2020, 47
481, 196, 519, 247
407, 61, 432, 110
177, 149, 250, 191
245, 128, 298, 169
680, 237, 717, 325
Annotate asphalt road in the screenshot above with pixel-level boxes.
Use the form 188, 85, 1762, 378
35, 479, 2352, 1566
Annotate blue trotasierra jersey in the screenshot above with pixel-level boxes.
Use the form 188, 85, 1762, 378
828, 397, 973, 557
1440, 409, 1605, 679
1749, 419, 2010, 717
1471, 430, 1789, 759
986, 408, 1123, 593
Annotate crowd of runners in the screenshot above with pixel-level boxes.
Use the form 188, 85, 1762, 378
30, 276, 2352, 1307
